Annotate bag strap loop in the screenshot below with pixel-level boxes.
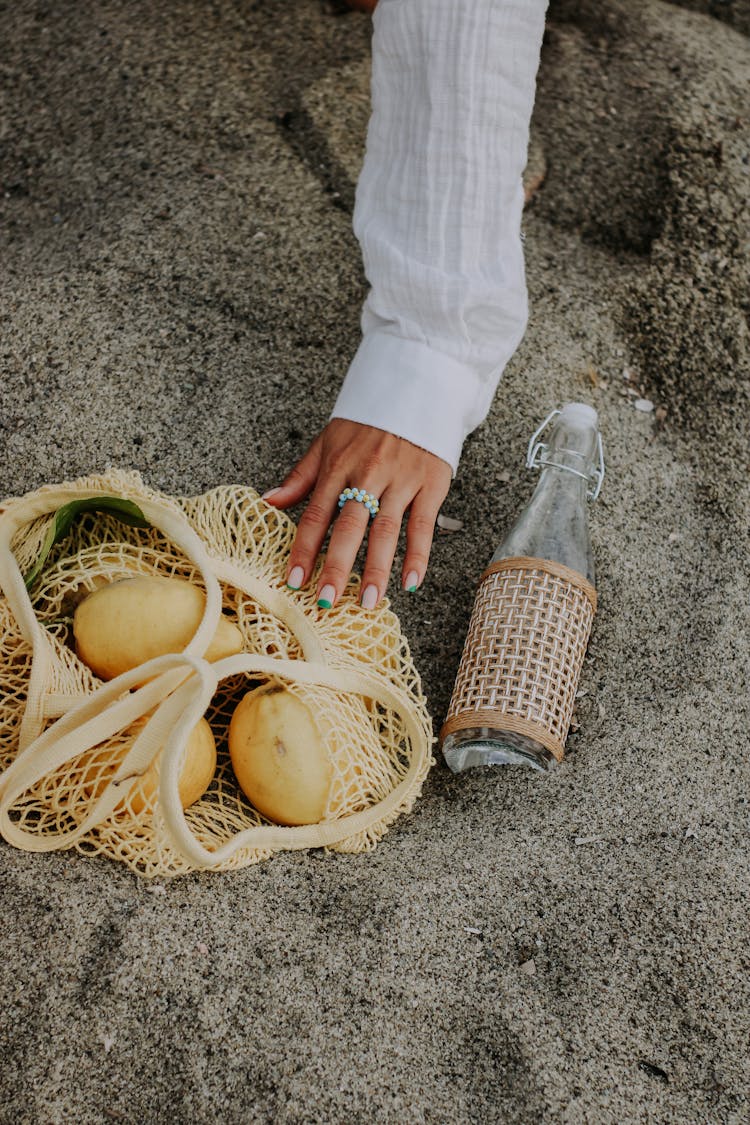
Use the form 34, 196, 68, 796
0, 475, 433, 869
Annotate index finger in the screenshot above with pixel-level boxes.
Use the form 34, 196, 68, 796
284, 479, 343, 591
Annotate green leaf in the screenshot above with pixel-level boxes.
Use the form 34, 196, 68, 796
23, 496, 150, 591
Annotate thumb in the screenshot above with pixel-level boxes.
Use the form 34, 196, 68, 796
262, 436, 323, 509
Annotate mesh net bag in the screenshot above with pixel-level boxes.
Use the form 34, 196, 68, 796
0, 469, 434, 878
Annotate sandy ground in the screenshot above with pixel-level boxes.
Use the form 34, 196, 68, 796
1, 1, 749, 1122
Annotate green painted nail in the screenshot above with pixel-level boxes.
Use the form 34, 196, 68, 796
407, 584, 417, 593
317, 584, 335, 609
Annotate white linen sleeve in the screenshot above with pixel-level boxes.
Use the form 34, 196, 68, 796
330, 0, 548, 475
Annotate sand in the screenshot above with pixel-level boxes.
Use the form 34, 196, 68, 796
0, 1, 748, 1122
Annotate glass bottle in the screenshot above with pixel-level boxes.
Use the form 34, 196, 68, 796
440, 402, 604, 773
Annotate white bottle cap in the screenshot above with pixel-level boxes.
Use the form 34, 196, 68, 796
560, 402, 598, 428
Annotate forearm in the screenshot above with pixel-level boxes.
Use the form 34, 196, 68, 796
332, 0, 548, 473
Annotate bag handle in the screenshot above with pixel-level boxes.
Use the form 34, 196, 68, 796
0, 481, 432, 865
160, 652, 432, 864
0, 481, 325, 747
0, 655, 215, 851
0, 483, 223, 751
0, 651, 431, 862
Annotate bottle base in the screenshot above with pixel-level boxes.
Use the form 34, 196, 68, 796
441, 727, 556, 774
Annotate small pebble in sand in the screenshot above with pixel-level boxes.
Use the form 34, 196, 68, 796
437, 514, 464, 532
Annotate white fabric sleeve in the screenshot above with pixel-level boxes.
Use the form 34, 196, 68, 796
330, 0, 548, 475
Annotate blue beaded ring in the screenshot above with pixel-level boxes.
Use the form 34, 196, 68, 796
337, 486, 380, 518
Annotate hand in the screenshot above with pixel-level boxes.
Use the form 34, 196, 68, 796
263, 419, 452, 609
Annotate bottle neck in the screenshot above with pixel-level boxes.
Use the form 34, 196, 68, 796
535, 420, 600, 493
492, 411, 599, 584
536, 463, 590, 498
492, 470, 595, 582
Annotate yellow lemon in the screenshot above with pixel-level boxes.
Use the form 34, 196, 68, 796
81, 717, 217, 814
73, 575, 243, 680
228, 685, 331, 826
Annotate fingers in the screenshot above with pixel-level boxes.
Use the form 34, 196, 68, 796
313, 490, 376, 607
271, 419, 453, 607
356, 490, 413, 607
399, 487, 445, 593
283, 475, 345, 593
315, 479, 445, 610
356, 480, 445, 607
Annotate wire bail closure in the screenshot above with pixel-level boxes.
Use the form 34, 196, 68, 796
526, 409, 605, 501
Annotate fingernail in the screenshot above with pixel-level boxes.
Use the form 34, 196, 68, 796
287, 565, 304, 590
404, 570, 420, 592
317, 584, 335, 609
360, 584, 378, 610
262, 487, 282, 500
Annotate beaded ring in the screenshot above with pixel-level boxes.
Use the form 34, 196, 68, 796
337, 486, 380, 518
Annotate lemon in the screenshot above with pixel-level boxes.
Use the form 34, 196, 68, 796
73, 575, 243, 680
82, 716, 217, 814
228, 685, 331, 826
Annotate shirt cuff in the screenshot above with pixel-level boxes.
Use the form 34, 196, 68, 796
330, 331, 491, 476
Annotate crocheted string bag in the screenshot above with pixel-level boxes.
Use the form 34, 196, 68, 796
0, 470, 433, 878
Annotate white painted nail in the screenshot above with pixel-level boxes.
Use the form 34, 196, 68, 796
287, 565, 304, 589
404, 570, 420, 592
262, 487, 282, 500
361, 584, 378, 609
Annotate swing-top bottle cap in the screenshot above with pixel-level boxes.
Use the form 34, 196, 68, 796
559, 402, 598, 428
526, 402, 605, 500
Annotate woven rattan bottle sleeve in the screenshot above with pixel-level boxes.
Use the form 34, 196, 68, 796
440, 556, 597, 762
